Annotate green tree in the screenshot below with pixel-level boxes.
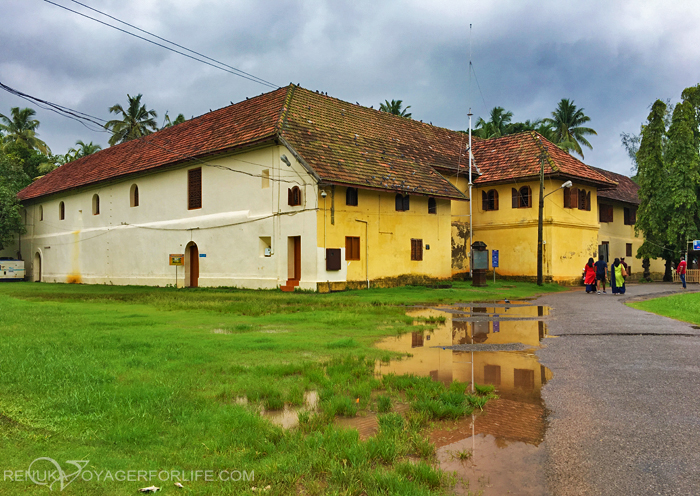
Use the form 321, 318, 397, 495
543, 99, 597, 159
0, 184, 24, 251
474, 107, 514, 139
664, 101, 700, 256
379, 100, 412, 119
65, 140, 102, 162
161, 112, 186, 129
635, 100, 673, 279
0, 107, 51, 155
104, 94, 158, 146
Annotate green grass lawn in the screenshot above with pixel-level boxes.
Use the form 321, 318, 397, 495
0, 281, 563, 495
628, 291, 700, 325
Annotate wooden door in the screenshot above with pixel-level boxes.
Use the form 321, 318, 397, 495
293, 237, 301, 280
190, 244, 199, 288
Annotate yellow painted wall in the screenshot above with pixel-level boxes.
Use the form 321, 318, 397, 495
316, 187, 454, 282
597, 200, 666, 277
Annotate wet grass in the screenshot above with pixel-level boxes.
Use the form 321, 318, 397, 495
0, 281, 560, 495
629, 291, 700, 325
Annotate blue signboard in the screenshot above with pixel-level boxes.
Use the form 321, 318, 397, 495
694, 240, 700, 251
492, 250, 499, 268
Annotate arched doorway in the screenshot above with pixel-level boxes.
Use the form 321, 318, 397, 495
33, 252, 42, 282
185, 242, 199, 288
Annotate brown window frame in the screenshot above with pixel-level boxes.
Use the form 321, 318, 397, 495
599, 203, 613, 223
346, 187, 358, 206
512, 186, 532, 208
577, 189, 591, 211
428, 197, 437, 214
39, 205, 43, 221
395, 194, 410, 211
188, 168, 202, 210
92, 194, 100, 215
411, 238, 423, 261
130, 184, 139, 207
626, 243, 633, 257
288, 186, 302, 206
345, 236, 360, 261
59, 201, 65, 220
482, 189, 499, 211
624, 207, 636, 225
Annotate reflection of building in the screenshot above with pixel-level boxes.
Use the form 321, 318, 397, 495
377, 306, 551, 446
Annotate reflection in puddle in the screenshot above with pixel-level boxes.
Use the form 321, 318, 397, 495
375, 305, 551, 495
257, 391, 318, 429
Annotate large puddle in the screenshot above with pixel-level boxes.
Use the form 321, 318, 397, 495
257, 302, 552, 495
375, 303, 552, 495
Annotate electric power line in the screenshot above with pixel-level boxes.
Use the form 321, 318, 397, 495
42, 0, 279, 89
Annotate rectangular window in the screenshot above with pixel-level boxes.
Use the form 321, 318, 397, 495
626, 243, 633, 257
624, 207, 636, 225
599, 204, 613, 223
262, 169, 270, 189
411, 239, 423, 261
260, 236, 272, 257
188, 168, 202, 210
345, 236, 360, 260
563, 187, 578, 209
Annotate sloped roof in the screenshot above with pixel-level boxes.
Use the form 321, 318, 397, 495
18, 85, 467, 202
589, 166, 640, 205
463, 131, 616, 188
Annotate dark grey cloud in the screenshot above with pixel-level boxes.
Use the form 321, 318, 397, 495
2, 0, 699, 175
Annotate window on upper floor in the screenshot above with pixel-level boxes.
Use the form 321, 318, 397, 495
599, 204, 613, 223
59, 201, 65, 220
130, 184, 139, 207
39, 205, 43, 221
512, 186, 532, 208
346, 187, 358, 206
288, 186, 302, 206
395, 194, 410, 211
428, 197, 437, 214
624, 207, 636, 225
411, 239, 423, 261
482, 189, 499, 211
626, 243, 633, 257
578, 189, 591, 211
92, 194, 100, 215
188, 168, 202, 210
262, 169, 270, 189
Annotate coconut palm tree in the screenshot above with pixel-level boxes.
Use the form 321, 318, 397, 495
161, 112, 186, 129
474, 106, 514, 139
379, 99, 412, 119
544, 99, 597, 159
0, 107, 51, 155
65, 140, 102, 162
104, 94, 158, 146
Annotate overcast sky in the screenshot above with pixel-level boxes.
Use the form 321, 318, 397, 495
2, 0, 700, 176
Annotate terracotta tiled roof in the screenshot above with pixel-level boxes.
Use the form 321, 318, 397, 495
589, 166, 640, 205
463, 131, 616, 188
18, 85, 467, 201
278, 86, 470, 200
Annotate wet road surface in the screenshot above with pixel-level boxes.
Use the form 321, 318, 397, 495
537, 284, 700, 495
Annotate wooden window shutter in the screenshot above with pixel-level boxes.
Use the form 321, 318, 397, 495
586, 191, 591, 211
403, 195, 410, 211
396, 194, 403, 211
411, 239, 423, 261
428, 197, 436, 214
288, 188, 293, 206
568, 187, 578, 209
512, 188, 518, 209
188, 168, 202, 209
493, 190, 499, 210
482, 191, 488, 211
527, 186, 532, 208
563, 187, 570, 208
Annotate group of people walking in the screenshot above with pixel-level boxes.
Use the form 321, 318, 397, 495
583, 256, 628, 295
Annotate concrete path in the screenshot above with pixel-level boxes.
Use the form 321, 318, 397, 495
535, 284, 700, 496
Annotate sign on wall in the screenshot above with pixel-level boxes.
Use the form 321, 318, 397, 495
694, 240, 700, 251
169, 254, 184, 266
492, 250, 499, 268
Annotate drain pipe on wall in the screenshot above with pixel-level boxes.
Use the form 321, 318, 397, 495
355, 219, 369, 289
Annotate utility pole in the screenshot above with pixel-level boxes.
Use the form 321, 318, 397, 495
537, 145, 546, 286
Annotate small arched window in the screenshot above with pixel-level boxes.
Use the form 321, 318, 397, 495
39, 205, 43, 221
428, 197, 437, 214
395, 194, 410, 211
482, 189, 499, 211
288, 186, 302, 206
512, 186, 532, 208
346, 187, 358, 206
130, 184, 139, 207
59, 201, 65, 220
92, 194, 100, 215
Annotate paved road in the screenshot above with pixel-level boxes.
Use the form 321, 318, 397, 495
535, 284, 700, 496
